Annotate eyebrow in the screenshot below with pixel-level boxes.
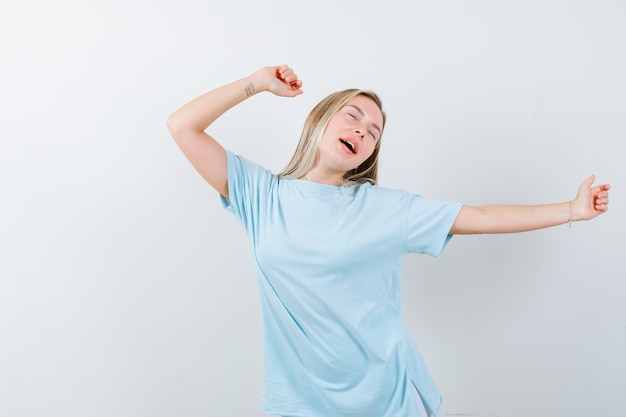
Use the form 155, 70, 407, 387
345, 104, 382, 134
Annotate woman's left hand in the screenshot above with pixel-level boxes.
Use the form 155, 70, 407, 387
571, 174, 611, 221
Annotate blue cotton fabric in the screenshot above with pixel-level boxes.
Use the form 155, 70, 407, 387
221, 151, 463, 417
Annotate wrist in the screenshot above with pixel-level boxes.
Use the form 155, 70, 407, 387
239, 74, 261, 99
568, 200, 573, 228
246, 68, 274, 95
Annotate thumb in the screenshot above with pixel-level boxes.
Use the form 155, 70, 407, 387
581, 174, 596, 189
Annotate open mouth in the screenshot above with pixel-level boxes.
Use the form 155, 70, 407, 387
340, 139, 357, 154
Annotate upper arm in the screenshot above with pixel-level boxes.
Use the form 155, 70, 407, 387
449, 205, 484, 235
168, 126, 229, 200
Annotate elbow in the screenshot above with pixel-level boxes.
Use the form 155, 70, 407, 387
166, 114, 177, 134
166, 114, 184, 141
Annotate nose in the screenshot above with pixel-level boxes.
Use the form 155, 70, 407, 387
354, 126, 365, 138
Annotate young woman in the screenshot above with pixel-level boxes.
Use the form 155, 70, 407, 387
167, 65, 610, 417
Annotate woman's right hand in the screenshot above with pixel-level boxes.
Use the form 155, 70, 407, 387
257, 64, 303, 97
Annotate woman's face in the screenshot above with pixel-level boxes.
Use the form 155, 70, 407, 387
317, 95, 384, 177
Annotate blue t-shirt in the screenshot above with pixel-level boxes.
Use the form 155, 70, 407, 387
221, 151, 463, 417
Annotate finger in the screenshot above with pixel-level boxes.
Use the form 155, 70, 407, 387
582, 174, 596, 188
594, 185, 611, 198
595, 196, 608, 205
286, 71, 299, 83
284, 73, 298, 85
278, 65, 295, 78
279, 72, 298, 86
278, 70, 291, 82
289, 84, 303, 96
284, 76, 302, 92
276, 64, 291, 80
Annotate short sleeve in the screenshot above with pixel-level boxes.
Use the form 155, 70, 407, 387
406, 196, 463, 258
220, 150, 276, 233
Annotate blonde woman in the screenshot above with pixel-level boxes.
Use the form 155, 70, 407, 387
167, 64, 610, 417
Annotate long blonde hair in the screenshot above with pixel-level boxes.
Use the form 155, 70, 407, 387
278, 89, 386, 185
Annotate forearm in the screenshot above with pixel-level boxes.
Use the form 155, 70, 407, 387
167, 72, 265, 135
452, 202, 572, 235
450, 175, 610, 235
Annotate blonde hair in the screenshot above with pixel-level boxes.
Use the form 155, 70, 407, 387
278, 89, 386, 185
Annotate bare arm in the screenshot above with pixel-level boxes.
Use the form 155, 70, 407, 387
166, 65, 303, 199
450, 175, 611, 235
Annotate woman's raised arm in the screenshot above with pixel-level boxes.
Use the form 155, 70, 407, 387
166, 65, 302, 199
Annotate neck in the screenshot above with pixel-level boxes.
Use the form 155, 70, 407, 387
300, 168, 345, 186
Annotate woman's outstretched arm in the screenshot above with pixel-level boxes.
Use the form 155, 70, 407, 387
450, 175, 611, 235
166, 65, 302, 199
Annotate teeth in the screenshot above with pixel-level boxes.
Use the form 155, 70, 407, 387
340, 139, 355, 153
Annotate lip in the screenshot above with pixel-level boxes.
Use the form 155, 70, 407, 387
339, 137, 358, 155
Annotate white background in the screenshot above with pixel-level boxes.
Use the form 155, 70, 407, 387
1, 1, 624, 416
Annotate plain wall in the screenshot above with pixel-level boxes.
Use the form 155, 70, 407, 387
1, 1, 624, 416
